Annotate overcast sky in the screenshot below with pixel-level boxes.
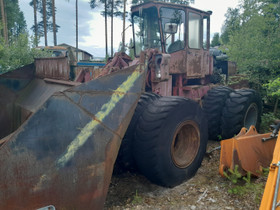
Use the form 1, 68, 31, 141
18, 0, 240, 58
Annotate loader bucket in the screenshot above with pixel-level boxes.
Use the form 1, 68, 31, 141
0, 63, 145, 209
219, 126, 277, 177
0, 64, 71, 139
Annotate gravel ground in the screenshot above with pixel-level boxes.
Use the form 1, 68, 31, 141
104, 141, 266, 210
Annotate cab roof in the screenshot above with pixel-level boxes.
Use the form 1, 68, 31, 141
131, 1, 212, 16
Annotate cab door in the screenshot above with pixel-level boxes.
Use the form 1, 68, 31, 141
186, 12, 203, 78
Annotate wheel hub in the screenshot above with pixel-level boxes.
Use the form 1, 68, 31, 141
244, 103, 258, 129
171, 121, 200, 168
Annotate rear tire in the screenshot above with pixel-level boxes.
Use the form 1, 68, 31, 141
116, 92, 160, 172
221, 89, 262, 139
202, 86, 233, 140
133, 97, 208, 187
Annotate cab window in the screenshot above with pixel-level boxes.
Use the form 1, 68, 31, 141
160, 7, 185, 54
188, 12, 201, 49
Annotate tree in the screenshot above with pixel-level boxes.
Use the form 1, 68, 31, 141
90, 0, 108, 58
223, 0, 280, 91
220, 8, 240, 44
52, 0, 57, 45
76, 0, 78, 60
264, 77, 280, 114
1, 0, 26, 42
121, 0, 127, 52
33, 0, 38, 46
0, 33, 51, 73
0, 0, 8, 44
211, 33, 220, 47
90, 0, 122, 57
30, 0, 60, 46
110, 0, 113, 56
42, 0, 48, 46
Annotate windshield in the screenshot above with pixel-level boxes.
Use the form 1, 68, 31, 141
132, 7, 161, 56
160, 7, 185, 53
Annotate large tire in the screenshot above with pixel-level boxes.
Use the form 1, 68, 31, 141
116, 92, 160, 171
221, 89, 262, 139
202, 86, 233, 140
133, 97, 208, 187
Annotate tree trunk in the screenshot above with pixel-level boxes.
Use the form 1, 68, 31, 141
274, 98, 279, 115
111, 0, 113, 57
122, 0, 126, 52
43, 0, 48, 46
105, 0, 108, 58
33, 0, 38, 47
76, 0, 78, 61
0, 0, 8, 44
52, 0, 57, 45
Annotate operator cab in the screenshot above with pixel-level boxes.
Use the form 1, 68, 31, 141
131, 1, 211, 55
131, 1, 213, 80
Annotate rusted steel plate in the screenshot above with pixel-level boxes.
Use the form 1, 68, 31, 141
0, 77, 69, 139
0, 65, 35, 139
0, 63, 145, 210
35, 57, 70, 80
16, 79, 70, 112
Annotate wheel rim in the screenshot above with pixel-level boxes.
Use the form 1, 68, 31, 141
244, 103, 258, 129
171, 121, 200, 168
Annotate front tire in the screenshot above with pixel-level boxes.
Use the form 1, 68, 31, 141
133, 97, 208, 187
116, 92, 160, 171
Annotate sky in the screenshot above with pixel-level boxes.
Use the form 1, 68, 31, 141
18, 0, 240, 58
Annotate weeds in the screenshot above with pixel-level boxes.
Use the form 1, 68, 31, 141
131, 190, 143, 205
223, 165, 266, 204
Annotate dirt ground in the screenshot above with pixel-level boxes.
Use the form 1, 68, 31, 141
104, 141, 266, 210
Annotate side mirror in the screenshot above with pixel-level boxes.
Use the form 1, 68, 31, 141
164, 23, 178, 34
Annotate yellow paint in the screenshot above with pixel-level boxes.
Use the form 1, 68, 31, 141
56, 69, 142, 168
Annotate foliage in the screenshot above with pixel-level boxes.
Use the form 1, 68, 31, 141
223, 165, 242, 184
220, 7, 240, 45
211, 32, 221, 47
260, 112, 278, 132
1, 0, 27, 39
223, 165, 265, 204
29, 0, 60, 36
222, 0, 280, 92
264, 77, 280, 98
0, 34, 51, 73
131, 190, 143, 204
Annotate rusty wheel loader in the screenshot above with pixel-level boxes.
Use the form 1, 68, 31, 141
0, 1, 262, 209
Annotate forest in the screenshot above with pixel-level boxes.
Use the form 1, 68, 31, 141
0, 0, 279, 120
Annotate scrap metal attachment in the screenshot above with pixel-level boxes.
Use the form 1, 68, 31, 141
219, 126, 277, 177
0, 63, 145, 209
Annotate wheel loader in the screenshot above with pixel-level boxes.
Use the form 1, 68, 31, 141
0, 1, 262, 209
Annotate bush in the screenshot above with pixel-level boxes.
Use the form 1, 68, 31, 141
0, 33, 50, 74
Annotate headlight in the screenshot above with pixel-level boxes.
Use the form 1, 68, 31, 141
155, 54, 162, 79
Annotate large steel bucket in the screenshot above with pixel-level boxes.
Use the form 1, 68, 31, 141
0, 61, 145, 209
